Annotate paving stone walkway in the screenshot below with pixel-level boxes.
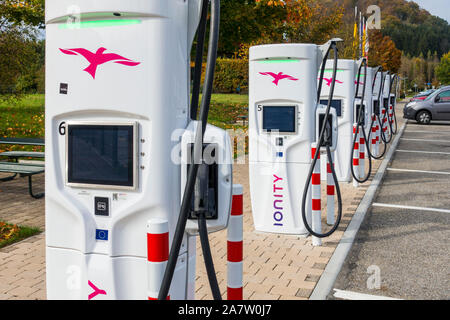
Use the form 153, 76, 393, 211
0, 173, 45, 300
0, 157, 378, 300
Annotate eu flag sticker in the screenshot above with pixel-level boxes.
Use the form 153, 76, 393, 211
95, 229, 108, 241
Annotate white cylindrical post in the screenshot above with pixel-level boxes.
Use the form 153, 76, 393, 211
147, 218, 170, 300
311, 143, 322, 246
227, 184, 243, 300
326, 152, 335, 226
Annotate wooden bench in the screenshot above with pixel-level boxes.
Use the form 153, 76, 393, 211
0, 138, 45, 199
237, 108, 249, 126
236, 115, 248, 126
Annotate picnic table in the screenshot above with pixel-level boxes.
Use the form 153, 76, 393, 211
0, 138, 45, 199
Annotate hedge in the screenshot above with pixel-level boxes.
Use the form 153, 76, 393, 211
198, 58, 248, 94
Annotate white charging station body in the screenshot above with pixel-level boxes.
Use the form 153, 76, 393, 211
45, 0, 231, 300
356, 66, 374, 132
383, 72, 391, 111
248, 43, 334, 235
372, 69, 384, 117
318, 59, 356, 182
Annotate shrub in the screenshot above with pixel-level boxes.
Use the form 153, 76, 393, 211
198, 58, 248, 94
213, 58, 248, 93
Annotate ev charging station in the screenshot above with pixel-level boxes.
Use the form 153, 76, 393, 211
388, 74, 399, 134
45, 0, 232, 300
381, 71, 394, 142
248, 41, 340, 236
383, 71, 391, 123
355, 65, 373, 135
371, 68, 385, 153
372, 68, 384, 119
318, 59, 357, 183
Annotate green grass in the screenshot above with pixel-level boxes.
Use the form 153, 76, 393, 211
0, 94, 45, 153
0, 94, 45, 138
0, 93, 249, 154
195, 93, 249, 130
206, 93, 248, 105
0, 221, 41, 249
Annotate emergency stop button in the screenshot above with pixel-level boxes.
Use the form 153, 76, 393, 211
95, 197, 109, 216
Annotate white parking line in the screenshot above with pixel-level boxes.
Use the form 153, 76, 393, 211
404, 130, 450, 134
401, 138, 450, 143
387, 168, 450, 175
372, 203, 450, 214
309, 122, 407, 300
333, 289, 402, 300
396, 149, 450, 156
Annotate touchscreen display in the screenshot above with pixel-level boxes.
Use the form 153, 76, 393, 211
320, 99, 342, 117
263, 106, 296, 133
67, 124, 135, 188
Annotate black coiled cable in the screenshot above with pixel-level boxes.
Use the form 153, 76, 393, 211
367, 67, 388, 159
350, 58, 372, 184
388, 73, 399, 135
198, 212, 222, 300
301, 41, 342, 239
158, 0, 220, 300
381, 71, 393, 144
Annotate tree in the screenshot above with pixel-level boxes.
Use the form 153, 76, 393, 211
0, 1, 44, 97
0, 25, 40, 95
0, 0, 45, 27
436, 52, 450, 85
255, 0, 344, 44
367, 30, 402, 73
218, 0, 285, 57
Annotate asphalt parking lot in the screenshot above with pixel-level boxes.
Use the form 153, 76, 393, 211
330, 118, 450, 300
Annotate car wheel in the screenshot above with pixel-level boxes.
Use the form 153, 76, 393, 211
416, 110, 431, 124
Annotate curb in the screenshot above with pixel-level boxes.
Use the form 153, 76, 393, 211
309, 119, 407, 300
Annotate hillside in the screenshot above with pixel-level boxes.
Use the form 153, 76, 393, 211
322, 0, 450, 57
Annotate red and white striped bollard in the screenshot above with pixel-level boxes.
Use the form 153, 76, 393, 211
311, 143, 322, 246
359, 133, 365, 179
147, 218, 170, 300
371, 114, 378, 157
227, 184, 243, 300
326, 152, 335, 226
352, 124, 360, 188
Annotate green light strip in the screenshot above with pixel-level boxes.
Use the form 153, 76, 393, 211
258, 59, 300, 64
59, 19, 142, 29
324, 69, 344, 72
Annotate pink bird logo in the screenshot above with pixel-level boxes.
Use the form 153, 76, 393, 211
88, 280, 107, 300
259, 72, 299, 86
321, 77, 344, 87
59, 47, 141, 79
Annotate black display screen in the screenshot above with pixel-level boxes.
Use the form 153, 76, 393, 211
320, 99, 342, 117
373, 100, 380, 115
355, 104, 366, 126
67, 124, 135, 188
318, 114, 333, 147
263, 106, 296, 133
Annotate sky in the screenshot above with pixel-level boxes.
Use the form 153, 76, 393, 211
409, 0, 450, 23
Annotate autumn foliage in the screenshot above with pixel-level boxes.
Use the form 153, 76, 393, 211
255, 0, 344, 44
0, 0, 45, 27
0, 222, 19, 242
367, 30, 402, 74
